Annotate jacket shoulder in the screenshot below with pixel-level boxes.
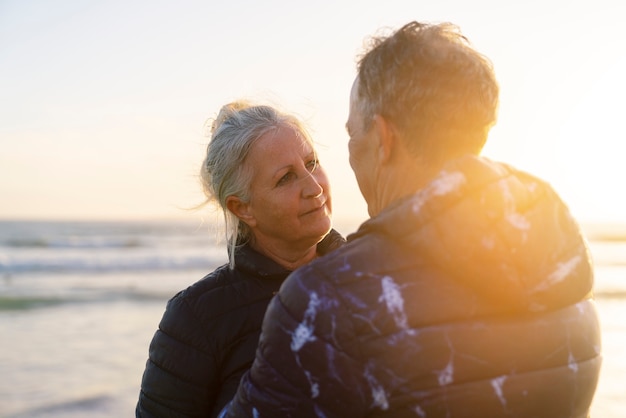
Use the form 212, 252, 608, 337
168, 263, 272, 325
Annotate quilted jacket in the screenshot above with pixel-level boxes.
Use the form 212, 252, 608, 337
225, 155, 602, 418
136, 230, 345, 417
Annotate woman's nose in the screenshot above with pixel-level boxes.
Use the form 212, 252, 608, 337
303, 172, 323, 198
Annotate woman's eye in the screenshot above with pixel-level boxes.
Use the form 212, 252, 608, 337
276, 160, 319, 186
277, 172, 295, 186
306, 159, 319, 172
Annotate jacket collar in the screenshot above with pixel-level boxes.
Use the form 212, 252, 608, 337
233, 228, 346, 279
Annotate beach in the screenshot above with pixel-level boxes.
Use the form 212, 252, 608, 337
0, 219, 624, 417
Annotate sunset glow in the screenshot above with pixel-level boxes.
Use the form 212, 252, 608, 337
1, 0, 624, 226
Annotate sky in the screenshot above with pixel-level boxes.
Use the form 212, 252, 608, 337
1, 0, 625, 227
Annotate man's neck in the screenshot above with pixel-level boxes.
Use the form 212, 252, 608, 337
370, 154, 446, 218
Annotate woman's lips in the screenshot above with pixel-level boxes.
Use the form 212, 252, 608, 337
302, 200, 328, 216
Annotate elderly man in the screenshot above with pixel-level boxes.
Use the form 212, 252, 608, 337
224, 21, 601, 418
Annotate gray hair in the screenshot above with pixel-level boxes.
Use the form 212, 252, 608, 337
200, 101, 314, 268
356, 21, 499, 161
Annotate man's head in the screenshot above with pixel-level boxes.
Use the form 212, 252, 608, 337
352, 21, 499, 162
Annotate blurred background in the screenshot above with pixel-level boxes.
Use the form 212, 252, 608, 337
1, 0, 624, 416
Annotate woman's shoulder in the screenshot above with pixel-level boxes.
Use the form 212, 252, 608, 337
184, 263, 239, 295
171, 264, 245, 304
167, 261, 278, 323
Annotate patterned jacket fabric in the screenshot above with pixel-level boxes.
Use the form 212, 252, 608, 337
225, 155, 602, 418
136, 230, 345, 417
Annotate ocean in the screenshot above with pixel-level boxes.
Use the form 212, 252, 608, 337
0, 219, 624, 417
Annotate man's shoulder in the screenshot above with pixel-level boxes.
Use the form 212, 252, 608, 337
285, 232, 391, 290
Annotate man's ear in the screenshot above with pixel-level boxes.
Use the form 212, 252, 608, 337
373, 114, 396, 163
226, 196, 256, 228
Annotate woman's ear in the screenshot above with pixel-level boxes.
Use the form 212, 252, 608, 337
226, 196, 256, 227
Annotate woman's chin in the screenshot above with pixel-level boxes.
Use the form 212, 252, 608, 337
316, 217, 333, 239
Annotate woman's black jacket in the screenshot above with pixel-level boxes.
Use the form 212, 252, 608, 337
136, 230, 345, 417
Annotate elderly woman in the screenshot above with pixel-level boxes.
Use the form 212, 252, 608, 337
136, 101, 344, 417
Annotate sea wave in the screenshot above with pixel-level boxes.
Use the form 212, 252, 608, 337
0, 295, 68, 311
583, 222, 626, 242
594, 289, 626, 300
0, 219, 220, 250
4, 236, 143, 249
0, 290, 172, 311
0, 254, 223, 275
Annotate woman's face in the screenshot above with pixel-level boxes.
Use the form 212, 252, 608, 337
238, 124, 332, 249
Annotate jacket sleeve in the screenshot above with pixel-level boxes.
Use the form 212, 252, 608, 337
137, 292, 218, 417
224, 264, 370, 418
